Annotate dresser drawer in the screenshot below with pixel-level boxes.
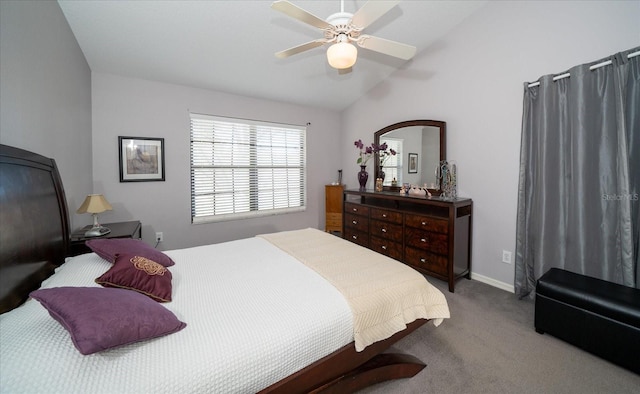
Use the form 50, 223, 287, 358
344, 202, 369, 217
344, 228, 369, 248
370, 219, 403, 242
404, 228, 448, 255
370, 208, 402, 224
343, 189, 472, 293
326, 213, 342, 227
405, 214, 448, 234
370, 236, 403, 261
345, 213, 368, 233
405, 247, 448, 276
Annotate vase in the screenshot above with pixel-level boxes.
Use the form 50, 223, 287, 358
440, 160, 458, 200
378, 165, 385, 183
357, 165, 368, 190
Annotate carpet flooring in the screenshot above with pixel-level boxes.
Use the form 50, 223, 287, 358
360, 277, 640, 393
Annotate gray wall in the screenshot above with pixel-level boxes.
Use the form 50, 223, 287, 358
341, 0, 640, 291
91, 73, 342, 249
0, 0, 92, 229
422, 126, 440, 187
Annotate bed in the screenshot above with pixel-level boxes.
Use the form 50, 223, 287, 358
0, 143, 450, 393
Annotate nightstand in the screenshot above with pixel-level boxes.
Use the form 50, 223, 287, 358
69, 221, 142, 257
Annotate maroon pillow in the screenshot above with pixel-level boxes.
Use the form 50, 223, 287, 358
86, 238, 175, 267
95, 254, 173, 302
30, 287, 186, 355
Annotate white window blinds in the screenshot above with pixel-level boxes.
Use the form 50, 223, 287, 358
190, 113, 306, 223
382, 138, 402, 185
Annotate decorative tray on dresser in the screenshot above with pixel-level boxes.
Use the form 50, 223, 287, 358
343, 189, 472, 292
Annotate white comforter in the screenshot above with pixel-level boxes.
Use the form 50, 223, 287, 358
0, 237, 354, 393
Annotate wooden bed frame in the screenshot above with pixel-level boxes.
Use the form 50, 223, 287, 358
0, 143, 428, 393
0, 144, 69, 313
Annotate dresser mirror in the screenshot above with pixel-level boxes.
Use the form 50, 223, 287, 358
374, 120, 446, 191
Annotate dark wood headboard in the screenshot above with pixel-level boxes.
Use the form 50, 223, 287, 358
0, 144, 70, 313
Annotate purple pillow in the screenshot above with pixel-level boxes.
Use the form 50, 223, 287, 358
30, 287, 186, 355
86, 238, 175, 267
95, 254, 173, 302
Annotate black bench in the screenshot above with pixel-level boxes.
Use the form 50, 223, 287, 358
535, 268, 640, 374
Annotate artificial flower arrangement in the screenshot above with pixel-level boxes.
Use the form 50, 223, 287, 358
377, 142, 397, 166
354, 139, 374, 165
354, 139, 396, 166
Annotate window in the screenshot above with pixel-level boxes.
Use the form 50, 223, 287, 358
190, 113, 306, 223
382, 138, 402, 185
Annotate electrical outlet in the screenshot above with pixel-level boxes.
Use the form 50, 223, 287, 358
155, 232, 163, 243
502, 250, 512, 264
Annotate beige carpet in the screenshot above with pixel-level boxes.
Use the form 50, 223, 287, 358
360, 277, 640, 393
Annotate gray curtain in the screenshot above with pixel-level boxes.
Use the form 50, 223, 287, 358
515, 47, 640, 299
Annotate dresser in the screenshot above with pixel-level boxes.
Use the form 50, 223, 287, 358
325, 184, 344, 234
343, 189, 472, 292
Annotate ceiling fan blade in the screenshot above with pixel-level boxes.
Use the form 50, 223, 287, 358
271, 0, 333, 30
351, 1, 400, 29
357, 35, 416, 60
275, 39, 327, 59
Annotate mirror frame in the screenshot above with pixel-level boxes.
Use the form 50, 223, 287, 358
374, 119, 446, 191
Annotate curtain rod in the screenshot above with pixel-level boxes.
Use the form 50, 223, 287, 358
527, 50, 640, 88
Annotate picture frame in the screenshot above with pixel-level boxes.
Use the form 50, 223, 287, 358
118, 136, 165, 182
408, 153, 418, 174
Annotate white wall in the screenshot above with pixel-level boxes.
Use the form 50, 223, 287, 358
92, 73, 341, 249
0, 0, 92, 229
342, 1, 640, 291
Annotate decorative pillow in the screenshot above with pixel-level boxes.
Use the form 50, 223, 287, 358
86, 238, 175, 267
95, 254, 173, 302
30, 287, 186, 355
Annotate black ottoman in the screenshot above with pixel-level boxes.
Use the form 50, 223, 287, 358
535, 268, 640, 374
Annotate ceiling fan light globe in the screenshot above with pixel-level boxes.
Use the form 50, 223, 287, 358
327, 42, 357, 69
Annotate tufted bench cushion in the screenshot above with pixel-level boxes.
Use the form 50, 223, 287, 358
535, 268, 640, 374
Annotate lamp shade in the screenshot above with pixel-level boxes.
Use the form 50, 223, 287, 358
77, 194, 113, 214
327, 42, 357, 69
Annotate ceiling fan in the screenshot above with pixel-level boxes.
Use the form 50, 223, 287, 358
271, 0, 416, 72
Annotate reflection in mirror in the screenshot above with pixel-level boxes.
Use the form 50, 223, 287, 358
374, 120, 446, 190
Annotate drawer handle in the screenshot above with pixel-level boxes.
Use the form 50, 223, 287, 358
381, 228, 387, 233
420, 258, 427, 263
352, 235, 358, 240
382, 245, 387, 250
420, 238, 426, 243
421, 221, 427, 226
382, 214, 387, 218
352, 220, 358, 225
352, 208, 358, 212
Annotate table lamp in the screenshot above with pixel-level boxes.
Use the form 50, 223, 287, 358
77, 194, 113, 237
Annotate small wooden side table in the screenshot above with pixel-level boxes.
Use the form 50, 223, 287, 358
69, 221, 142, 257
325, 184, 344, 234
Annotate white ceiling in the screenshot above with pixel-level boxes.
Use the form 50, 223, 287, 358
58, 0, 486, 111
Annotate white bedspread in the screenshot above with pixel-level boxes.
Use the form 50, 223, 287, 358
0, 237, 354, 393
259, 228, 450, 351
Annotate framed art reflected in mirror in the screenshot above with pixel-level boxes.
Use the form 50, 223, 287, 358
408, 153, 418, 173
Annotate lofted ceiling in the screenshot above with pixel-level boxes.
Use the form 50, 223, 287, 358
58, 0, 486, 111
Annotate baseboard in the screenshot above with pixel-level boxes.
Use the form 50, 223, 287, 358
470, 272, 514, 293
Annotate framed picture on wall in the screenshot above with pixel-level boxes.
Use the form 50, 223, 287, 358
119, 136, 165, 182
408, 153, 418, 174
